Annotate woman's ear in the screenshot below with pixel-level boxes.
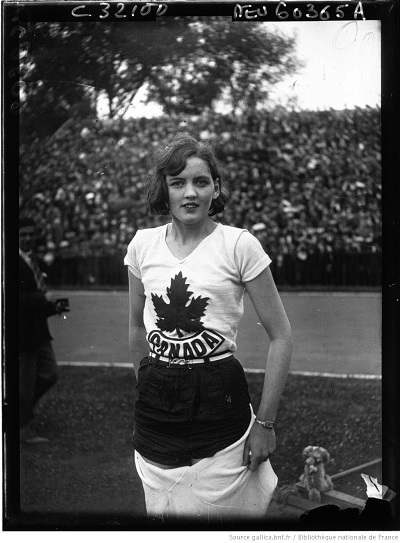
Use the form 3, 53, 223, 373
213, 178, 220, 199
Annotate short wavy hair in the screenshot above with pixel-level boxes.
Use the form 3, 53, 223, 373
147, 132, 229, 216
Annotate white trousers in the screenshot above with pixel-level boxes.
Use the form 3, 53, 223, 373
135, 410, 278, 521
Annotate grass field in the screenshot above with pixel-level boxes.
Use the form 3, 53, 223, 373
16, 290, 382, 527
19, 366, 381, 523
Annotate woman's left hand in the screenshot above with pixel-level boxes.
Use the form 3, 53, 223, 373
242, 423, 276, 471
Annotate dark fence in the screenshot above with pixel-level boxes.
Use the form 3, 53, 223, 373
47, 250, 382, 289
271, 251, 381, 288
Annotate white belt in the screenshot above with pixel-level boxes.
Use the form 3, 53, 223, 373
148, 351, 233, 367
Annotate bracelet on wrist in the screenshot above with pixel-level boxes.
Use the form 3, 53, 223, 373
255, 419, 275, 429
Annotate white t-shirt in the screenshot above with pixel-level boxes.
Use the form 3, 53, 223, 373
124, 223, 271, 358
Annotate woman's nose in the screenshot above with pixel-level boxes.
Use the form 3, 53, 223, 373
184, 182, 197, 197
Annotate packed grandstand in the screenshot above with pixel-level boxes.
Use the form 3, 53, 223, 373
19, 107, 381, 287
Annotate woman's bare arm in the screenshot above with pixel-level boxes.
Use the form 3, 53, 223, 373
242, 266, 292, 471
128, 270, 148, 378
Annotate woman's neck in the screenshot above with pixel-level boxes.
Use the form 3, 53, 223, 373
168, 217, 217, 244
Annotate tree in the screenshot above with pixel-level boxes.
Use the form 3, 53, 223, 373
20, 19, 193, 141
147, 19, 299, 116
20, 19, 298, 141
20, 22, 95, 141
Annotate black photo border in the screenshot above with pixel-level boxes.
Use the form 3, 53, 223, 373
2, 0, 399, 531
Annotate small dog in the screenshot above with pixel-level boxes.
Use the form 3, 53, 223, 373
299, 446, 334, 502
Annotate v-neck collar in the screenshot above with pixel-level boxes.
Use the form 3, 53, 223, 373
163, 223, 220, 264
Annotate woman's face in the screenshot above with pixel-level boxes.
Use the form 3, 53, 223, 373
165, 156, 219, 226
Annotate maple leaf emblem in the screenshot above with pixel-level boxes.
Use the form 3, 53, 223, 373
151, 272, 209, 338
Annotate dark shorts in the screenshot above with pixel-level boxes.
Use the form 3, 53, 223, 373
133, 356, 252, 466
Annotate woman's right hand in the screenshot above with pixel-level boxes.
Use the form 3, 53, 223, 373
242, 423, 276, 471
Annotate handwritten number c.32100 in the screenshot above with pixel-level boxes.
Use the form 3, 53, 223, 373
72, 3, 168, 18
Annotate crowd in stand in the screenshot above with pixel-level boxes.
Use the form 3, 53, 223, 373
19, 107, 381, 284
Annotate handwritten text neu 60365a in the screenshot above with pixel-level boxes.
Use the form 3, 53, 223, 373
233, 2, 366, 21
72, 3, 168, 19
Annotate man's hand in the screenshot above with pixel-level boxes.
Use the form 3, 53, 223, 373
54, 300, 65, 315
242, 423, 276, 472
45, 293, 67, 315
45, 292, 56, 303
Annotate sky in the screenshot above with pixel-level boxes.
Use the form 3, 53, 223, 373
99, 19, 381, 119
270, 20, 381, 110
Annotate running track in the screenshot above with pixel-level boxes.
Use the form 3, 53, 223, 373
50, 290, 381, 378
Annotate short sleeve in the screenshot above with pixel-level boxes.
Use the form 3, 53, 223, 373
234, 231, 271, 282
124, 233, 141, 279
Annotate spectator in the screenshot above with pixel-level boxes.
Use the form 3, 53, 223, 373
19, 217, 68, 444
19, 107, 381, 281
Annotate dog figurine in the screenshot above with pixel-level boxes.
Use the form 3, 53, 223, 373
299, 446, 334, 502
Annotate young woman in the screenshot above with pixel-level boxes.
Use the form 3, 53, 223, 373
124, 133, 292, 521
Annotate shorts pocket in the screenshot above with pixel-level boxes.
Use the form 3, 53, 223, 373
217, 358, 251, 410
136, 363, 169, 412
136, 357, 151, 391
196, 365, 233, 420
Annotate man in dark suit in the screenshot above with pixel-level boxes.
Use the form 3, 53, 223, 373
19, 217, 64, 444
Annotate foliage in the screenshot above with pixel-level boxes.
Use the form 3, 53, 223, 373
20, 19, 297, 141
147, 18, 298, 115
20, 22, 95, 140
20, 20, 191, 141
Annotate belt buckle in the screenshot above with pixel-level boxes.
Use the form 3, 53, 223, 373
168, 358, 192, 369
